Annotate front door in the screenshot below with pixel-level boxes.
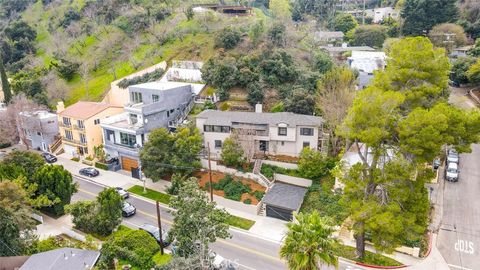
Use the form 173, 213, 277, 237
259, 140, 269, 152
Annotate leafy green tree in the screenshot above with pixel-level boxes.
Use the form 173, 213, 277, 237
284, 89, 316, 115
469, 38, 480, 57
298, 148, 333, 180
259, 50, 297, 86
67, 188, 123, 236
348, 25, 387, 48
451, 56, 477, 84
3, 151, 45, 179
270, 0, 291, 20
268, 22, 286, 47
0, 207, 25, 256
140, 126, 202, 181
201, 57, 238, 96
214, 27, 242, 49
248, 20, 265, 46
291, 0, 336, 22
338, 37, 480, 258
312, 51, 333, 74
401, 0, 459, 36
0, 55, 11, 103
280, 211, 338, 270
169, 180, 230, 257
381, 17, 400, 37
247, 82, 264, 106
185, 5, 194, 20
428, 23, 468, 51
467, 58, 480, 84
221, 136, 245, 168
333, 13, 358, 34
31, 165, 77, 215
167, 173, 188, 195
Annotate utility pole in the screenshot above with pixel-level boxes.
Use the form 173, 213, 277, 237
362, 0, 366, 25
156, 201, 164, 255
207, 142, 213, 202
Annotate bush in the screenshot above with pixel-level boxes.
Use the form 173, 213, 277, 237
221, 137, 244, 168
215, 27, 242, 49
71, 157, 80, 162
212, 175, 251, 201
298, 148, 336, 180
243, 199, 252, 204
95, 162, 108, 170
252, 190, 264, 201
0, 142, 11, 149
117, 68, 165, 89
260, 164, 300, 180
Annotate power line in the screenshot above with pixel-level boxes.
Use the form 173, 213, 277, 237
0, 239, 19, 256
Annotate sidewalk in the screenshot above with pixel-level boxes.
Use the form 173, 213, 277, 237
56, 154, 287, 242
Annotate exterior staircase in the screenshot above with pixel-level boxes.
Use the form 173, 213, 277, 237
253, 159, 262, 174
49, 137, 63, 155
253, 159, 273, 188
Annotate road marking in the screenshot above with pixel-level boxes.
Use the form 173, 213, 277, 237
448, 264, 473, 270
78, 188, 98, 197
454, 239, 475, 255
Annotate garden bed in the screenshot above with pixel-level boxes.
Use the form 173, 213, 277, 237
195, 171, 266, 205
260, 163, 302, 180
264, 155, 299, 163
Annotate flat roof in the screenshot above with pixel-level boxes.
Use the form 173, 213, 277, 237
197, 110, 323, 127
20, 248, 100, 270
320, 46, 375, 52
263, 183, 308, 211
60, 102, 121, 120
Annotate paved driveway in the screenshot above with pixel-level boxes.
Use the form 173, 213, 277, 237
437, 144, 480, 270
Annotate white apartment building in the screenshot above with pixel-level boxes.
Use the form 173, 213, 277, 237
196, 107, 325, 158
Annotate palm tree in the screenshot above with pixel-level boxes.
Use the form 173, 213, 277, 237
280, 211, 339, 270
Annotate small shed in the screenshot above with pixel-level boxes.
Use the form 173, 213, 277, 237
263, 183, 308, 221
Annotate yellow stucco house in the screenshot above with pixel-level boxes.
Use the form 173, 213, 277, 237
57, 101, 123, 157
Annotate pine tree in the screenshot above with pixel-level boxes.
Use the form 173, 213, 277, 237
0, 55, 12, 103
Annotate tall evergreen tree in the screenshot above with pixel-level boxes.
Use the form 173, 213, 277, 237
0, 54, 12, 103
401, 0, 459, 36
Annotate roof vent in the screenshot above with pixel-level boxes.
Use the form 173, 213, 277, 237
255, 104, 262, 113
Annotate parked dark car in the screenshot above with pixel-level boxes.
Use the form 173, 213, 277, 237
115, 187, 129, 199
433, 158, 441, 170
139, 223, 170, 247
79, 167, 99, 177
122, 201, 136, 217
41, 152, 57, 163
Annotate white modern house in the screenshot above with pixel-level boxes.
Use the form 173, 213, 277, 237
195, 106, 325, 158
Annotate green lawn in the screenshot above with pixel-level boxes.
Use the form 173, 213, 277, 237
226, 214, 256, 230
152, 252, 172, 265
128, 185, 256, 230
333, 243, 403, 267
127, 185, 171, 205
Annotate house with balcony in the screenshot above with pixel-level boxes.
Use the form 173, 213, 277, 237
57, 101, 123, 157
17, 110, 59, 151
195, 106, 325, 159
100, 81, 197, 171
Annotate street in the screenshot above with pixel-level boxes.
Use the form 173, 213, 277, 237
437, 144, 480, 270
72, 176, 364, 270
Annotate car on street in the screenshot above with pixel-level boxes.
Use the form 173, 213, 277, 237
445, 162, 460, 182
139, 223, 170, 247
115, 187, 129, 199
79, 167, 99, 177
433, 158, 441, 170
447, 148, 459, 165
41, 152, 57, 163
121, 201, 136, 217
211, 251, 227, 269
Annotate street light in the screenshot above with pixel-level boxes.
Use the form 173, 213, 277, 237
135, 143, 147, 194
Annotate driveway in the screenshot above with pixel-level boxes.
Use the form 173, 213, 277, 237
448, 86, 478, 110
437, 144, 480, 270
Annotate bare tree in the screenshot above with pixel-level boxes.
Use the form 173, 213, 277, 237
317, 66, 357, 156
232, 128, 256, 163
42, 71, 69, 102
0, 94, 45, 148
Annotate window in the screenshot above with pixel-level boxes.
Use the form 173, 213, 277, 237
65, 130, 73, 140
214, 140, 222, 148
94, 119, 100, 125
80, 133, 87, 144
131, 92, 143, 103
152, 94, 159, 102
303, 142, 310, 148
83, 147, 88, 155
129, 114, 138, 124
278, 127, 287, 136
204, 125, 230, 133
120, 132, 136, 147
62, 117, 71, 126
77, 120, 85, 129
213, 126, 222, 132
106, 130, 115, 142
281, 141, 284, 146
167, 111, 170, 117
221, 126, 230, 133
300, 127, 314, 136
204, 125, 213, 132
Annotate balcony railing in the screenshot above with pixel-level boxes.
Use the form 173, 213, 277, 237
62, 136, 87, 146
59, 122, 72, 128
73, 124, 85, 131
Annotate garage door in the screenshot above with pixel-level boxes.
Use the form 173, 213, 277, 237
121, 156, 138, 172
266, 205, 293, 221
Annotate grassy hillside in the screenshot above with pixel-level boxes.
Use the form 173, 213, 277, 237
16, 0, 264, 105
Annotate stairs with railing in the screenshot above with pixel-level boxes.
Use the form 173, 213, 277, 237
49, 137, 63, 155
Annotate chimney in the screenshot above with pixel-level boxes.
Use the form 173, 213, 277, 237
56, 101, 65, 113
255, 104, 262, 113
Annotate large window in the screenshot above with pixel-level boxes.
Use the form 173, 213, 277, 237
131, 92, 143, 103
120, 132, 136, 147
77, 120, 84, 129
214, 140, 222, 148
300, 127, 314, 136
106, 130, 115, 142
204, 125, 230, 133
62, 117, 71, 126
152, 94, 159, 102
65, 130, 73, 140
278, 127, 287, 136
80, 133, 87, 144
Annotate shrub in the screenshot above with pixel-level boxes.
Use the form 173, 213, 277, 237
0, 142, 11, 149
221, 137, 244, 168
117, 68, 165, 89
215, 27, 242, 49
95, 162, 108, 170
212, 175, 251, 201
298, 148, 336, 180
243, 199, 252, 204
253, 190, 265, 201
71, 157, 80, 162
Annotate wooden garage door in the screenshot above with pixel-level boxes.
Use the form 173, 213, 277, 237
121, 156, 138, 172
266, 205, 293, 221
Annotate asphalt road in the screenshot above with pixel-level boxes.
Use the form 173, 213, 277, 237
72, 176, 365, 270
437, 144, 480, 270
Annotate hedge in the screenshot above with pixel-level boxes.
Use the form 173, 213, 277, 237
95, 162, 109, 170
71, 157, 80, 162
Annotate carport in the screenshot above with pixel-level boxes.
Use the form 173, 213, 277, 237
263, 183, 307, 221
